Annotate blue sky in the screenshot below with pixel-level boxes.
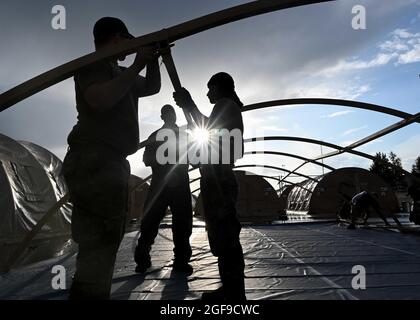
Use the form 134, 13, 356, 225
0, 0, 419, 190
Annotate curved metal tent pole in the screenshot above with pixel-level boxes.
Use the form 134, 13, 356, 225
138, 139, 334, 171
190, 169, 315, 195
0, 0, 334, 111
187, 149, 335, 184
245, 150, 335, 171
133, 128, 420, 196
245, 135, 377, 184
245, 136, 377, 161
251, 174, 313, 193
136, 99, 419, 184
186, 163, 317, 185
189, 176, 202, 185
190, 174, 313, 194
242, 98, 420, 124
132, 135, 361, 194
139, 132, 404, 165
282, 112, 420, 183
242, 99, 420, 183
191, 187, 201, 194
188, 172, 305, 191
235, 164, 317, 181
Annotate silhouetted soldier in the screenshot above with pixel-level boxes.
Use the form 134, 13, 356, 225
173, 72, 246, 301
347, 191, 390, 229
62, 17, 161, 299
408, 183, 420, 224
134, 105, 193, 274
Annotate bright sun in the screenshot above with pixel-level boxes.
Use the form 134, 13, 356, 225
191, 127, 209, 145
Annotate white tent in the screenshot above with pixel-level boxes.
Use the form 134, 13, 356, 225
0, 134, 72, 272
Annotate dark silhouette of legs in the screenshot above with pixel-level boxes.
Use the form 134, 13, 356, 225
200, 167, 246, 301
168, 183, 193, 273
135, 182, 168, 272
64, 149, 129, 299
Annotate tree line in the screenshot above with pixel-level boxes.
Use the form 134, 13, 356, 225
369, 152, 420, 190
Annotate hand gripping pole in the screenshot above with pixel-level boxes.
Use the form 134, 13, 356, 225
160, 43, 195, 127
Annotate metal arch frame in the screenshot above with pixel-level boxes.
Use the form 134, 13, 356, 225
190, 170, 314, 195
133, 125, 420, 195
138, 140, 336, 170
127, 164, 306, 195
242, 98, 420, 124
137, 101, 420, 189
234, 164, 317, 181
133, 136, 337, 193
245, 136, 378, 161
191, 187, 201, 194
188, 173, 297, 186
282, 112, 420, 183
242, 99, 420, 184
188, 172, 311, 193
186, 148, 335, 183
244, 174, 306, 191
254, 175, 314, 193
0, 0, 335, 111
244, 150, 335, 171
131, 135, 371, 194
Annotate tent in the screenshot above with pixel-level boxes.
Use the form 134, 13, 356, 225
194, 170, 282, 223
286, 167, 399, 219
0, 134, 72, 271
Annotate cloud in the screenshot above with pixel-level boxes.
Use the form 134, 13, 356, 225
398, 45, 420, 64
284, 81, 371, 100
258, 125, 288, 133
386, 29, 420, 65
321, 53, 398, 75
322, 110, 354, 118
320, 27, 420, 76
342, 125, 368, 136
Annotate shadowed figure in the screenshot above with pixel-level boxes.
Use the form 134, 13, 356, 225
408, 183, 420, 224
61, 17, 161, 300
347, 190, 390, 229
173, 72, 246, 301
134, 105, 193, 275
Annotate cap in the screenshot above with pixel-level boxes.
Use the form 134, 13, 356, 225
93, 17, 134, 42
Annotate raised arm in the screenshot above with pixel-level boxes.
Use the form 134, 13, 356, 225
173, 87, 209, 128
132, 56, 161, 97
84, 46, 158, 111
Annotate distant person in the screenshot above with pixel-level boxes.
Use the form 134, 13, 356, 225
173, 72, 246, 301
337, 191, 352, 221
408, 183, 420, 224
134, 105, 193, 274
62, 17, 161, 299
347, 191, 390, 229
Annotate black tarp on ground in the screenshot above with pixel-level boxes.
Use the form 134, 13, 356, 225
1, 220, 420, 300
